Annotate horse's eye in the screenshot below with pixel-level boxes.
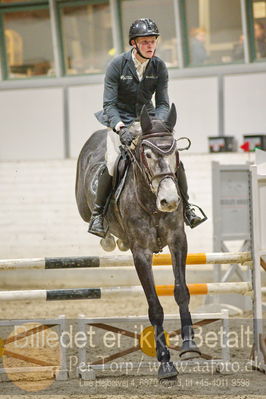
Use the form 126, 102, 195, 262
145, 152, 152, 159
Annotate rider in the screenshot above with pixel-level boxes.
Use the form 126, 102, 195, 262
89, 18, 205, 238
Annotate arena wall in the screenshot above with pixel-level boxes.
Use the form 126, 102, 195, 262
0, 152, 255, 259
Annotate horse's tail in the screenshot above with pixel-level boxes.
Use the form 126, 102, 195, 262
75, 154, 91, 222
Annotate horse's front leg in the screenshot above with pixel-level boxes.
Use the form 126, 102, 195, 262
169, 235, 201, 360
132, 248, 178, 380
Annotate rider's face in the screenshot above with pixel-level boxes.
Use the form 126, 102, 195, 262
134, 36, 157, 58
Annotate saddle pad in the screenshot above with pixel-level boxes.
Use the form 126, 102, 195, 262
91, 163, 106, 194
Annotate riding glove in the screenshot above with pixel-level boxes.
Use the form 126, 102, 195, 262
119, 127, 134, 146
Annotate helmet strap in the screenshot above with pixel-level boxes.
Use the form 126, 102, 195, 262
134, 42, 153, 60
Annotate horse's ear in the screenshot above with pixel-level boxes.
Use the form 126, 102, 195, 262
140, 105, 152, 134
165, 103, 177, 132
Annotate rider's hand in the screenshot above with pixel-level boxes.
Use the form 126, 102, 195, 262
119, 127, 134, 146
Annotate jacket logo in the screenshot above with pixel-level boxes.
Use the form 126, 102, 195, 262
145, 75, 158, 79
120, 75, 133, 80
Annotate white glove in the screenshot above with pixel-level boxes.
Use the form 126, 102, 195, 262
115, 121, 125, 132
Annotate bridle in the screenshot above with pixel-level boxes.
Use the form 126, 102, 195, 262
124, 128, 191, 220
140, 133, 179, 192
127, 131, 180, 195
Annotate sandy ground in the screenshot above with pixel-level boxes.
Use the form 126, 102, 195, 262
0, 292, 265, 398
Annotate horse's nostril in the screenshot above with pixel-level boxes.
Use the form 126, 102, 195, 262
160, 199, 168, 206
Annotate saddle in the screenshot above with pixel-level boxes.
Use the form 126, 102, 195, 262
91, 148, 130, 215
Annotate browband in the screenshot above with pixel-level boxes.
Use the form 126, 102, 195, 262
141, 137, 177, 156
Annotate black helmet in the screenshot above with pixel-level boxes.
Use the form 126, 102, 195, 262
129, 18, 160, 45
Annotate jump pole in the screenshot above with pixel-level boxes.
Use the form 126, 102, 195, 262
0, 252, 252, 270
0, 282, 261, 302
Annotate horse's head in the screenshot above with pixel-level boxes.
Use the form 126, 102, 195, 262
136, 104, 181, 213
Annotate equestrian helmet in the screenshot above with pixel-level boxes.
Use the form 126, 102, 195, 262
129, 18, 160, 45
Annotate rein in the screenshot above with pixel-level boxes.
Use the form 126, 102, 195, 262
127, 146, 160, 215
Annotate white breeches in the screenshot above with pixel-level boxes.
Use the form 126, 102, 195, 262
105, 122, 141, 176
105, 129, 121, 176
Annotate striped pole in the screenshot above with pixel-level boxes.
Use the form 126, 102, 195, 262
0, 282, 260, 302
0, 252, 252, 270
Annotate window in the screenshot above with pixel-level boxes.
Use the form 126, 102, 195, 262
251, 0, 266, 59
0, 0, 266, 81
0, 5, 55, 78
59, 1, 113, 75
121, 0, 179, 67
184, 0, 244, 66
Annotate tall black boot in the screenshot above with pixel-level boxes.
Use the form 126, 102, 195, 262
177, 162, 207, 229
88, 166, 113, 238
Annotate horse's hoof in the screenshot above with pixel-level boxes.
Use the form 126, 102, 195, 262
158, 361, 178, 380
179, 340, 201, 360
116, 239, 129, 251
100, 234, 116, 252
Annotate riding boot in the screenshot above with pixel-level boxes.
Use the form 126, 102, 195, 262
88, 166, 113, 238
177, 162, 206, 229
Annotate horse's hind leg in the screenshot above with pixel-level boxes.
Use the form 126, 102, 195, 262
132, 248, 178, 380
169, 236, 201, 360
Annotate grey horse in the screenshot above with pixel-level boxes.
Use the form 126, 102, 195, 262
75, 104, 201, 379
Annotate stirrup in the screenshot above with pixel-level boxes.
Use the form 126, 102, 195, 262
184, 204, 208, 229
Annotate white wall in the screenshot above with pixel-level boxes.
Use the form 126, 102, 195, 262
169, 77, 219, 153
67, 76, 219, 157
1, 72, 265, 161
0, 88, 65, 160
224, 72, 266, 146
68, 84, 104, 158
0, 152, 254, 259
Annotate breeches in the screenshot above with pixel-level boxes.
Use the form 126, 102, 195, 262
105, 129, 121, 176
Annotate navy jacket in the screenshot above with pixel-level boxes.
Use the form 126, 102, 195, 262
95, 50, 170, 129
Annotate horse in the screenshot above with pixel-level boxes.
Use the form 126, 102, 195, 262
75, 104, 201, 379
